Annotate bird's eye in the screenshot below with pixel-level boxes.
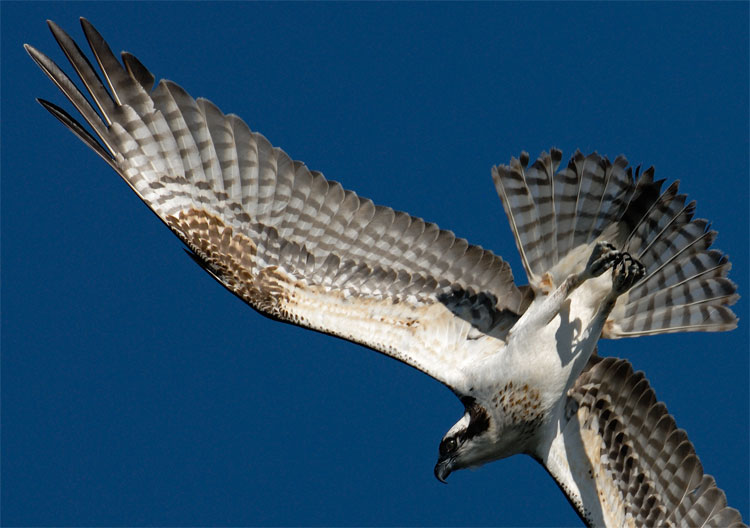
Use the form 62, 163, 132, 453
439, 436, 458, 457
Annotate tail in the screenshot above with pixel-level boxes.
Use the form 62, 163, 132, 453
493, 149, 738, 338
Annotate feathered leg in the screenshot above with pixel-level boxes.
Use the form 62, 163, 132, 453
512, 242, 644, 335
562, 247, 647, 389
584, 251, 646, 341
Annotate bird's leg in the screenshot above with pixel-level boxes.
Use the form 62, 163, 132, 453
576, 241, 620, 284
571, 249, 646, 359
564, 247, 646, 385
510, 242, 643, 335
592, 251, 646, 322
554, 251, 647, 388
576, 242, 646, 318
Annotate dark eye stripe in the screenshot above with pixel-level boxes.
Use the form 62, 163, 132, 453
461, 397, 491, 438
439, 436, 458, 457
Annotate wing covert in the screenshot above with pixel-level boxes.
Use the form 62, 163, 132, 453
25, 19, 530, 391
539, 356, 745, 528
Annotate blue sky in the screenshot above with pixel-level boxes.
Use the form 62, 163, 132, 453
3, 2, 748, 526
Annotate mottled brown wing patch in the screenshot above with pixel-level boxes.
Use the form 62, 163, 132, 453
166, 209, 280, 311
28, 19, 534, 393
162, 207, 490, 390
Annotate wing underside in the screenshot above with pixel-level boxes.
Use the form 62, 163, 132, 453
539, 356, 745, 528
25, 19, 531, 391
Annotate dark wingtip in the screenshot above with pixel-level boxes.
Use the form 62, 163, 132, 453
79, 17, 99, 41
36, 97, 60, 113
122, 51, 155, 92
23, 42, 42, 63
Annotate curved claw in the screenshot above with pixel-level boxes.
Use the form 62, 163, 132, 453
612, 253, 645, 294
585, 241, 620, 278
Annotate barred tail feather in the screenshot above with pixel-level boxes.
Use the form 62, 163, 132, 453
493, 149, 738, 338
610, 226, 738, 338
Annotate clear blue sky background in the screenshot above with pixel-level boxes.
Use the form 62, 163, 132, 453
3, 3, 748, 526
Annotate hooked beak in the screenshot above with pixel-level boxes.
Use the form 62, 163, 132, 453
434, 459, 452, 483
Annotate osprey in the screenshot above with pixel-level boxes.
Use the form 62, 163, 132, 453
26, 18, 745, 527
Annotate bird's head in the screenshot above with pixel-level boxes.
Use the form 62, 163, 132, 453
434, 397, 498, 483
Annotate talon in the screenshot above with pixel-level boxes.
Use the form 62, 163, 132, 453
585, 241, 621, 278
611, 252, 645, 294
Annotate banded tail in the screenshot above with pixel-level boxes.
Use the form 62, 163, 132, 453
493, 149, 738, 338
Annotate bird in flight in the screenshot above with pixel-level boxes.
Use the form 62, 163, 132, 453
26, 18, 744, 527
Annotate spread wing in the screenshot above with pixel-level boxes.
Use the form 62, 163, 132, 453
25, 18, 531, 392
538, 355, 746, 528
